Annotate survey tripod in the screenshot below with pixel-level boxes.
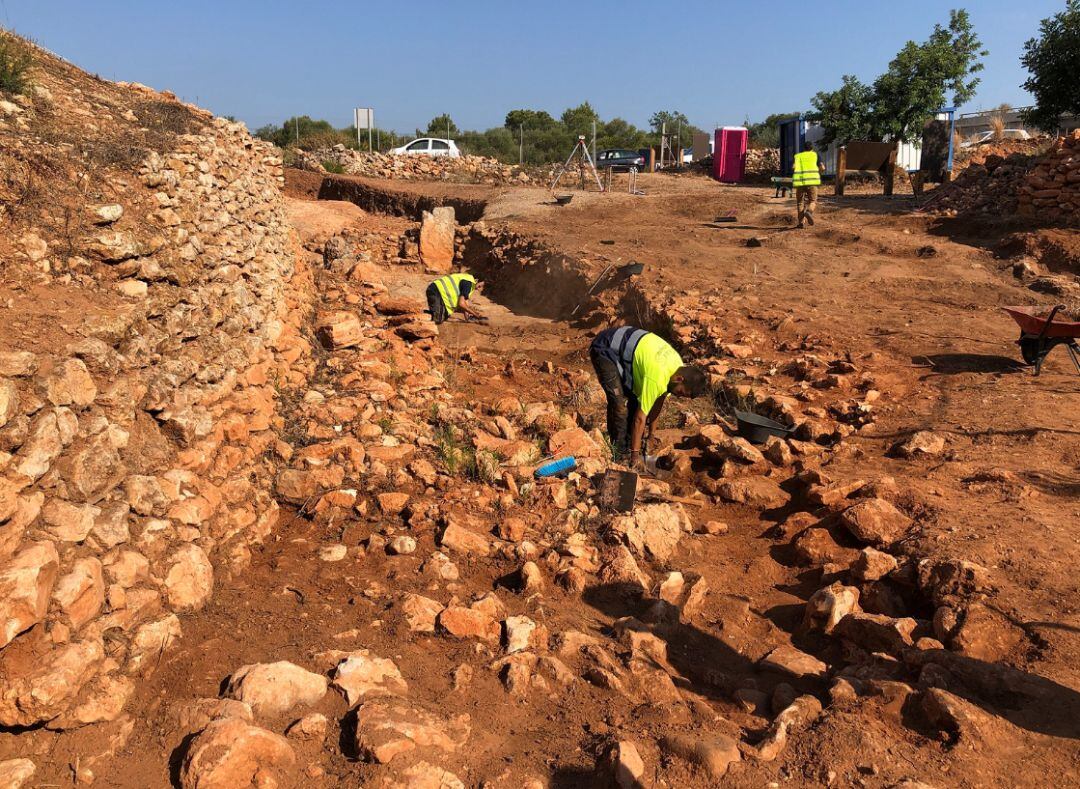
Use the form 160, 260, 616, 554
550, 135, 605, 193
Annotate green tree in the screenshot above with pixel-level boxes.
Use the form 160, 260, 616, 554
426, 113, 459, 137
1021, 0, 1080, 132
807, 75, 875, 146
561, 102, 600, 135
648, 110, 701, 149
745, 111, 801, 148
869, 9, 986, 141
504, 109, 557, 130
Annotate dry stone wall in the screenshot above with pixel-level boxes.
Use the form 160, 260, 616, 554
1017, 130, 1080, 226
0, 116, 309, 730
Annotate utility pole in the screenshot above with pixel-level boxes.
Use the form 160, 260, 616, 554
294, 116, 299, 145
591, 120, 597, 163
519, 125, 524, 164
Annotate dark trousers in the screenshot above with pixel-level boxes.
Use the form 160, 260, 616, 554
590, 348, 635, 458
426, 283, 449, 325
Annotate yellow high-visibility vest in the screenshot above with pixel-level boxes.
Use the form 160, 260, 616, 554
793, 150, 821, 187
433, 273, 476, 313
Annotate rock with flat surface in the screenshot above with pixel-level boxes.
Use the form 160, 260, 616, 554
42, 358, 97, 407
548, 427, 602, 459
286, 712, 328, 741
660, 732, 741, 779
839, 498, 911, 546
401, 593, 443, 633
419, 207, 455, 274
438, 522, 490, 556
354, 698, 470, 764
951, 603, 1025, 661
611, 503, 686, 562
920, 687, 997, 744
792, 527, 859, 568
0, 541, 59, 648
376, 760, 466, 789
180, 718, 296, 789
891, 431, 946, 459
716, 477, 786, 508
164, 543, 213, 611
609, 740, 645, 788
852, 547, 899, 582
0, 638, 104, 727
225, 661, 328, 717
834, 612, 916, 655
52, 557, 104, 630
759, 645, 827, 679
331, 650, 408, 706
437, 606, 500, 642
0, 759, 36, 789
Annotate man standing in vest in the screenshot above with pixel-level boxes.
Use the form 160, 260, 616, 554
793, 142, 824, 228
426, 271, 488, 325
589, 326, 707, 470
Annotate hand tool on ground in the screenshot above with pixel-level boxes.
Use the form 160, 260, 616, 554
569, 261, 644, 317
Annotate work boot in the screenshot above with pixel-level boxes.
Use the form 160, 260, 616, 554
806, 211, 816, 226
795, 222, 804, 229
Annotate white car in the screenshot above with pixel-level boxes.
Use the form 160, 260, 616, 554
959, 128, 1032, 148
390, 137, 461, 157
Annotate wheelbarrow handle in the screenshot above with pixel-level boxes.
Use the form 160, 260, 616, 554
1037, 305, 1066, 343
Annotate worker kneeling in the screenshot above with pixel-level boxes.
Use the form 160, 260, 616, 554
589, 326, 707, 470
426, 271, 488, 325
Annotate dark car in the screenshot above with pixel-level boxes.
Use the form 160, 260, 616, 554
595, 148, 646, 171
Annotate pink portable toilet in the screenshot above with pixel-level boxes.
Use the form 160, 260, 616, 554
713, 126, 748, 183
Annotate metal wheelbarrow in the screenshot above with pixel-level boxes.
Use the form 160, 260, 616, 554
1002, 304, 1080, 376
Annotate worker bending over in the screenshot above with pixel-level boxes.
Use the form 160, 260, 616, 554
793, 141, 824, 228
590, 326, 707, 470
426, 271, 488, 325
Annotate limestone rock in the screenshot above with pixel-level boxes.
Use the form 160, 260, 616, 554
42, 359, 97, 407
951, 603, 1024, 661
92, 204, 124, 224
804, 583, 861, 634
128, 614, 182, 673
0, 378, 17, 429
317, 311, 363, 350
164, 543, 214, 611
0, 541, 59, 648
852, 547, 899, 582
419, 207, 455, 274
839, 498, 911, 546
401, 593, 443, 633
180, 718, 296, 789
437, 606, 499, 642
609, 740, 645, 789
891, 431, 946, 459
0, 638, 104, 726
548, 427, 601, 459
759, 645, 827, 679
226, 661, 328, 717
0, 759, 36, 788
331, 650, 408, 706
792, 527, 859, 568
660, 732, 741, 779
286, 712, 328, 741
376, 761, 466, 789
176, 698, 254, 734
611, 503, 685, 562
920, 687, 996, 744
52, 557, 104, 630
716, 477, 786, 508
354, 697, 470, 764
438, 522, 490, 556
834, 612, 916, 655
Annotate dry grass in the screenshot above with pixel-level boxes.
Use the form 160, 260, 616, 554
0, 30, 32, 95
990, 114, 1007, 142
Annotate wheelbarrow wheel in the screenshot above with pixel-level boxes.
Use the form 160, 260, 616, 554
1018, 333, 1042, 366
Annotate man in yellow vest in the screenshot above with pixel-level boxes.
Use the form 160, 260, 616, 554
793, 142, 824, 228
590, 326, 707, 470
426, 271, 488, 325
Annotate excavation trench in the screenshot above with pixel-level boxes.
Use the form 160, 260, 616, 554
82, 185, 1039, 788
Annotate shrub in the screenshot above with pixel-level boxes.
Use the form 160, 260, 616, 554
321, 160, 345, 174
0, 33, 32, 95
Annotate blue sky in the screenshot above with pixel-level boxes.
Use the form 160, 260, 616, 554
1, 0, 1064, 133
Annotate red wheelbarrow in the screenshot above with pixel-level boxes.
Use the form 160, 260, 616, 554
1002, 305, 1080, 376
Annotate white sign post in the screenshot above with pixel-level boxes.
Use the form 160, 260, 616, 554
354, 108, 374, 151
